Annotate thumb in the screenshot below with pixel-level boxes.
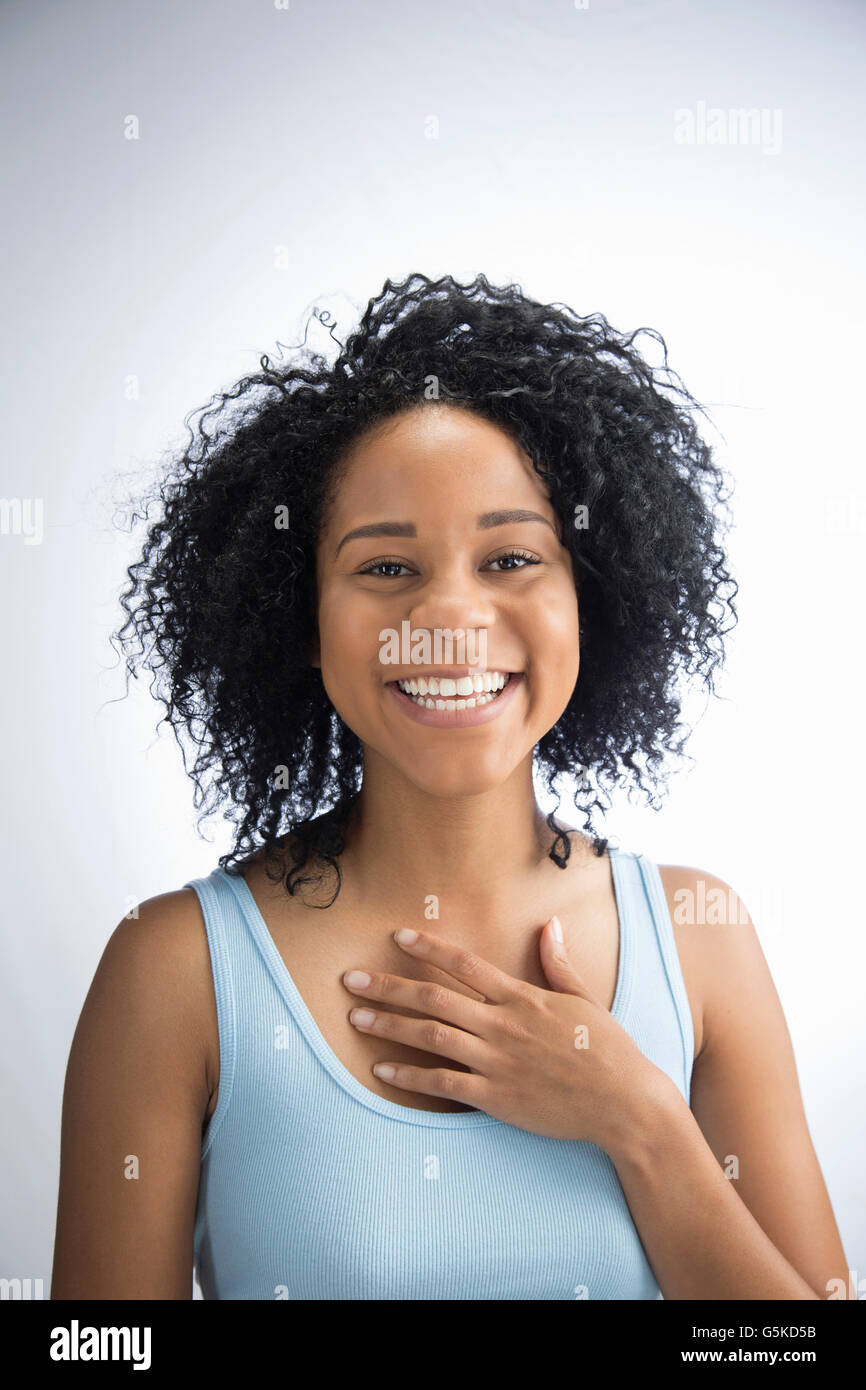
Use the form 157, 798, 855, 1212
538, 916, 586, 995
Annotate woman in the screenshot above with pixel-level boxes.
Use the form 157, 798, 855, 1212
51, 273, 848, 1299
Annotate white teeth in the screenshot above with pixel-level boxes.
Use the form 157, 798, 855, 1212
395, 671, 513, 709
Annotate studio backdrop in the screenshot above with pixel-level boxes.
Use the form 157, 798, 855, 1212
1, 0, 863, 1300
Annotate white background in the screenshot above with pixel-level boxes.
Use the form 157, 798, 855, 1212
2, 0, 863, 1297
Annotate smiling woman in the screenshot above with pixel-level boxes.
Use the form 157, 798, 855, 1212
312, 402, 584, 779
109, 271, 737, 892
51, 272, 849, 1301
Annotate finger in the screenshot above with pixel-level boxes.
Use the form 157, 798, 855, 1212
370, 1059, 486, 1107
390, 928, 524, 1005
348, 1005, 491, 1069
540, 920, 604, 1004
342, 968, 489, 1036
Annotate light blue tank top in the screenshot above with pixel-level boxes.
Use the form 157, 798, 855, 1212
185, 846, 694, 1300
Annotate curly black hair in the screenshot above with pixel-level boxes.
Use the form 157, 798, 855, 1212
112, 271, 737, 905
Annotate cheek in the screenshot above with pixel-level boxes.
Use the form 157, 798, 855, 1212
526, 581, 580, 674
316, 590, 353, 679
318, 589, 351, 647
316, 587, 382, 722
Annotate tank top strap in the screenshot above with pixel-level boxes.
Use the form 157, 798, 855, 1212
607, 846, 695, 1101
184, 870, 241, 1159
634, 852, 695, 1095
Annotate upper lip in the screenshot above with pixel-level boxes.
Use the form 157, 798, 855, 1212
386, 668, 518, 682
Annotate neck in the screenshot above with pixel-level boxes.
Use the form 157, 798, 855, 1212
335, 751, 579, 929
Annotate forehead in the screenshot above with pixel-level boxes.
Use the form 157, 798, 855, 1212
324, 405, 552, 524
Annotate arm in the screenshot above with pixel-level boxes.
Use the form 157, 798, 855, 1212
51, 889, 216, 1300
606, 867, 850, 1300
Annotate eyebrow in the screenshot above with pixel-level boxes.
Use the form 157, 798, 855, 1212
334, 509, 557, 558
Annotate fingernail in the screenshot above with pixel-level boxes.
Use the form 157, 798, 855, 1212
373, 1063, 396, 1079
550, 915, 563, 942
395, 928, 418, 945
343, 970, 371, 988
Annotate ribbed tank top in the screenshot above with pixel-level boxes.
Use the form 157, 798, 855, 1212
184, 846, 694, 1300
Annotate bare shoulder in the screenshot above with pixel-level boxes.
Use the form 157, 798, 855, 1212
52, 886, 218, 1298
114, 884, 209, 949
105, 887, 212, 994
96, 887, 219, 1102
656, 863, 849, 1295
656, 863, 759, 1063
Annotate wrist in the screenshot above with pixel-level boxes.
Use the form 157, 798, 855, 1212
602, 1060, 689, 1170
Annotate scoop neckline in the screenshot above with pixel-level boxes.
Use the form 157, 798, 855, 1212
217, 845, 633, 1129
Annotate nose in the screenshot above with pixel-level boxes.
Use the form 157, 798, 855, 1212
406, 563, 497, 635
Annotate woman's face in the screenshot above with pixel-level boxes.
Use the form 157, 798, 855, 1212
314, 404, 580, 798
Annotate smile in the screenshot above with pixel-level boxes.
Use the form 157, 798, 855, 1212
396, 670, 510, 709
386, 670, 524, 728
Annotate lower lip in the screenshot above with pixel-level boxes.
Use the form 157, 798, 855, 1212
386, 673, 524, 728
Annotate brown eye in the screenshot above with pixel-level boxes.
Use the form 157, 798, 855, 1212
486, 550, 542, 571
357, 558, 412, 577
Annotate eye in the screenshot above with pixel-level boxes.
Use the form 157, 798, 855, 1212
356, 549, 543, 578
485, 548, 542, 572
356, 557, 413, 578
